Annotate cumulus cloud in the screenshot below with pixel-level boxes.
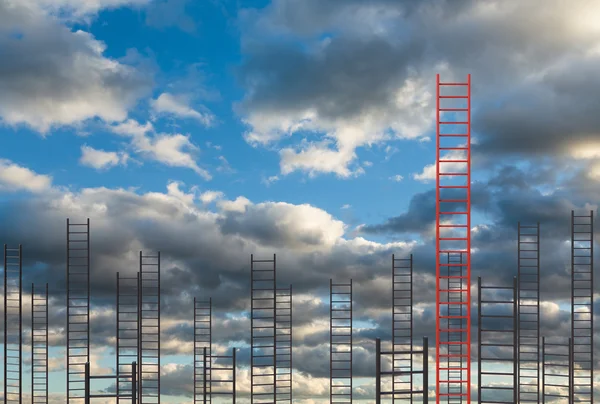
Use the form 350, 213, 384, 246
151, 93, 215, 126
108, 119, 211, 179
217, 202, 347, 251
0, 159, 53, 192
79, 145, 129, 170
137, 132, 210, 178
0, 1, 152, 134
199, 190, 224, 204
0, 161, 598, 401
236, 0, 600, 178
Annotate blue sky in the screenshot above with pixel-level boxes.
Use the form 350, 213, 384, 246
1, 0, 431, 237
0, 0, 599, 403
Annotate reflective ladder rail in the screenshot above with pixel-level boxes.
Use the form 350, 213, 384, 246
275, 286, 292, 404
392, 254, 413, 401
541, 337, 573, 403
32, 282, 49, 404
66, 219, 90, 404
194, 297, 212, 404
138, 252, 161, 404
330, 279, 352, 404
571, 210, 594, 403
517, 222, 540, 403
477, 277, 518, 404
435, 74, 472, 404
251, 254, 276, 404
4, 244, 22, 404
117, 272, 140, 404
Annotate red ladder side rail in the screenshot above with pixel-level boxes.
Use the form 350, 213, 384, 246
436, 74, 471, 404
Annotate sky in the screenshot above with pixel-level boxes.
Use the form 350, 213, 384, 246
0, 0, 599, 402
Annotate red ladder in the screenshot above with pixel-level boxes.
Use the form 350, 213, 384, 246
435, 74, 472, 403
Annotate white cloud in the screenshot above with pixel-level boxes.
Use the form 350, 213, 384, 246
135, 133, 210, 179
279, 140, 365, 178
238, 0, 600, 178
389, 174, 404, 182
588, 161, 600, 180
206, 141, 222, 150
0, 159, 52, 193
110, 119, 154, 137
151, 93, 215, 126
216, 155, 235, 174
217, 196, 252, 213
0, 1, 152, 133
199, 190, 224, 204
412, 164, 435, 182
413, 150, 467, 182
108, 119, 211, 179
240, 64, 434, 177
79, 145, 128, 170
166, 180, 198, 206
341, 204, 351, 209
261, 175, 279, 186
17, 0, 151, 19
218, 201, 347, 250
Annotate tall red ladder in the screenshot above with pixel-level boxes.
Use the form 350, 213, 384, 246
435, 74, 471, 403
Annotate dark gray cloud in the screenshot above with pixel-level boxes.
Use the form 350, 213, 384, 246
2, 160, 594, 401
473, 65, 600, 156
0, 1, 153, 132
237, 0, 600, 177
237, 36, 424, 122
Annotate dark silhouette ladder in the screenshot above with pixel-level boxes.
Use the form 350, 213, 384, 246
117, 272, 140, 404
250, 254, 277, 404
570, 210, 594, 403
330, 279, 352, 404
194, 297, 212, 404
138, 251, 161, 404
517, 222, 541, 403
31, 282, 49, 404
66, 219, 90, 403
